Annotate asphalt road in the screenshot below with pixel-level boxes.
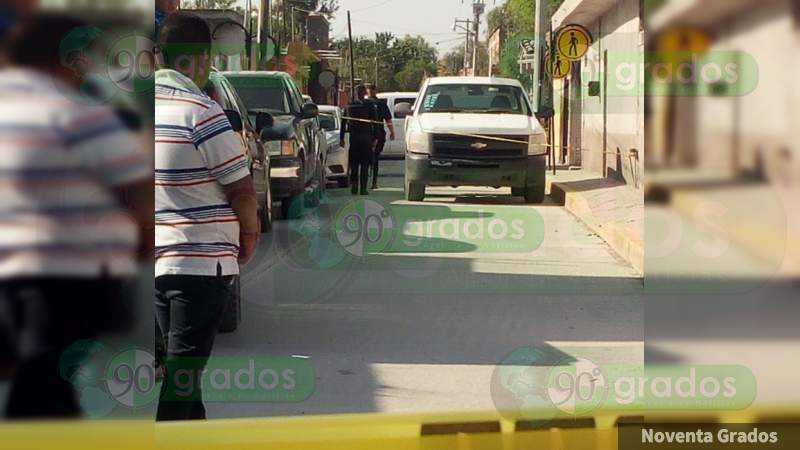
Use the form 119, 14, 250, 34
208, 160, 644, 418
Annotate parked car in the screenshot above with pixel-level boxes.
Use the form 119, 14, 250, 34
401, 77, 548, 203
312, 109, 329, 196
204, 70, 275, 334
205, 69, 274, 232
376, 92, 418, 158
222, 71, 324, 219
318, 105, 349, 187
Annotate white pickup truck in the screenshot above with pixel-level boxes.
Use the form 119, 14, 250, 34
399, 76, 548, 203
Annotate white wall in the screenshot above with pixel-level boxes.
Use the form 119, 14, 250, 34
567, 0, 644, 185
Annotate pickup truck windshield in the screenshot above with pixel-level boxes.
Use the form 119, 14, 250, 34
225, 76, 292, 115
420, 84, 530, 115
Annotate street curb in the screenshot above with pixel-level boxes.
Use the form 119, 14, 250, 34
551, 181, 644, 275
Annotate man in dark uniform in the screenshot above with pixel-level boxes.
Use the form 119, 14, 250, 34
340, 85, 379, 195
365, 83, 395, 190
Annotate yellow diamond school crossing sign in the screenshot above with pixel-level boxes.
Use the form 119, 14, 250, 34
556, 24, 592, 61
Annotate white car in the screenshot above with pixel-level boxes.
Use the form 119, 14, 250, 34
402, 77, 548, 203
376, 92, 418, 158
318, 105, 349, 187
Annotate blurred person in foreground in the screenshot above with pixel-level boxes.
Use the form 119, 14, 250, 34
155, 0, 180, 37
155, 12, 258, 421
364, 83, 394, 190
0, 15, 152, 418
340, 85, 379, 195
0, 0, 38, 42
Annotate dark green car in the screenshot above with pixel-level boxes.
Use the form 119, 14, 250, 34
223, 71, 324, 219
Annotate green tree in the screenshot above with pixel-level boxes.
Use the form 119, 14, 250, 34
332, 33, 437, 92
499, 31, 535, 83
439, 41, 489, 76
394, 60, 435, 92
487, 0, 565, 35
439, 45, 466, 76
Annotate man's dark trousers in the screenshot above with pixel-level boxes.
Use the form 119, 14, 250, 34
155, 273, 233, 421
0, 277, 129, 418
349, 136, 373, 194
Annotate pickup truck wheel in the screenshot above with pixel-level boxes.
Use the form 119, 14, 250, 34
523, 185, 546, 204
405, 180, 425, 202
219, 276, 241, 333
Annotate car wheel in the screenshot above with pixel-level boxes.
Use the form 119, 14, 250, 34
405, 179, 425, 202
523, 184, 546, 204
511, 187, 524, 197
261, 187, 273, 233
219, 276, 241, 333
337, 177, 349, 188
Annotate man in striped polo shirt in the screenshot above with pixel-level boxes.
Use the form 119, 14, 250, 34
0, 16, 152, 418
155, 12, 259, 421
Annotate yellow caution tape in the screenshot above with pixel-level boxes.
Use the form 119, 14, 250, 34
326, 113, 633, 154
2, 406, 798, 450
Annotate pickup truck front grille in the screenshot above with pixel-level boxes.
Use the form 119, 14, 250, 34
431, 134, 528, 159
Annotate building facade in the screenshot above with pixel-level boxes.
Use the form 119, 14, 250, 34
551, 0, 645, 188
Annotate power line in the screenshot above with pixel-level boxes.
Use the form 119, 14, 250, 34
352, 0, 396, 12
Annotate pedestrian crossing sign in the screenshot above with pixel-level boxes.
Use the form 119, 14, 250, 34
546, 51, 571, 80
556, 24, 592, 61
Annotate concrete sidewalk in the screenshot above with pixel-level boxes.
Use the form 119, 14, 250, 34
548, 169, 644, 275
646, 168, 799, 277
670, 185, 799, 277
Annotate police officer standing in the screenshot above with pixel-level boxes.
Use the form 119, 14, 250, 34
365, 83, 394, 190
340, 84, 379, 195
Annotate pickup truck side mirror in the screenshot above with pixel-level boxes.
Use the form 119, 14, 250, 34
301, 102, 319, 119
394, 102, 413, 119
223, 109, 244, 132
255, 111, 274, 133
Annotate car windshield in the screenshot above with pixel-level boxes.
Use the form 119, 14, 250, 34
319, 113, 338, 131
225, 76, 291, 115
420, 84, 530, 115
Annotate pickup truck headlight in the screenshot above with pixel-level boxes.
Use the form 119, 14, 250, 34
281, 139, 298, 156
407, 130, 431, 154
528, 132, 548, 156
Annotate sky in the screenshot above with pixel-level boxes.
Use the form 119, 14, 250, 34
236, 0, 507, 55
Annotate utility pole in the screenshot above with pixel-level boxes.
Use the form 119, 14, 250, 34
453, 18, 472, 75
532, 0, 548, 111
347, 10, 356, 102
291, 6, 295, 42
471, 1, 485, 76
257, 0, 270, 69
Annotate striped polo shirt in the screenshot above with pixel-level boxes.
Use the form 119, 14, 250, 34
0, 68, 150, 279
155, 69, 250, 277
